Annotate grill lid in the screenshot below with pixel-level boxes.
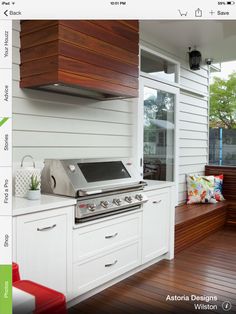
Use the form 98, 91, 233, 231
41, 158, 143, 198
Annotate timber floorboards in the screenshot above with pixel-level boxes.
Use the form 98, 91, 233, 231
69, 227, 236, 314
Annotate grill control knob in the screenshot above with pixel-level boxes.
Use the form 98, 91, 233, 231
87, 203, 96, 211
113, 198, 122, 206
135, 194, 143, 201
100, 201, 109, 208
124, 196, 132, 204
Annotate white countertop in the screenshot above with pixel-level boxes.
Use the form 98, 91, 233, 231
143, 180, 175, 192
12, 181, 173, 216
13, 287, 35, 314
13, 194, 76, 216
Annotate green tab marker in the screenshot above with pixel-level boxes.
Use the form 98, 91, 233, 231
0, 118, 9, 127
0, 265, 12, 314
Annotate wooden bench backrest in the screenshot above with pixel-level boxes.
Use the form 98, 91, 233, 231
205, 165, 236, 200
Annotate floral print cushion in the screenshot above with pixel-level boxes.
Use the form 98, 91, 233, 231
187, 175, 217, 204
213, 174, 225, 201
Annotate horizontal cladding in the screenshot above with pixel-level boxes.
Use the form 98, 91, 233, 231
13, 114, 132, 136
179, 63, 209, 204
180, 103, 208, 117
13, 21, 135, 163
179, 156, 208, 166
13, 147, 132, 162
19, 20, 139, 99
180, 65, 209, 95
180, 93, 208, 108
13, 131, 132, 148
179, 130, 208, 141
12, 97, 134, 124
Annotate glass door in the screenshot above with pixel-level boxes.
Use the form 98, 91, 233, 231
140, 78, 178, 182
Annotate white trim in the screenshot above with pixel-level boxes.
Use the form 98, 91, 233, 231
140, 72, 180, 89
138, 77, 179, 205
135, 46, 181, 204
140, 44, 181, 86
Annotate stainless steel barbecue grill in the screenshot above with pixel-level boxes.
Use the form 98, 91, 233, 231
41, 158, 148, 223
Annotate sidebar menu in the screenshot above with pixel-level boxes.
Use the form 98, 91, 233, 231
0, 19, 12, 314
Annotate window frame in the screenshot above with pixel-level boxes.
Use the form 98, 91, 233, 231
136, 46, 180, 204
140, 45, 181, 88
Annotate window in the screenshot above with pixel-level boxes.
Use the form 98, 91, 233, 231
137, 48, 179, 190
141, 49, 179, 84
209, 61, 236, 166
141, 79, 178, 182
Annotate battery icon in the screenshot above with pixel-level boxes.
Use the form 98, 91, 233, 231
227, 1, 235, 4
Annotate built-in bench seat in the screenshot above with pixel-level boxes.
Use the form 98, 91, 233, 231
175, 202, 228, 254
175, 165, 236, 254
205, 165, 236, 227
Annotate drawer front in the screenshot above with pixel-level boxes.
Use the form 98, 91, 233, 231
73, 213, 141, 262
73, 242, 140, 295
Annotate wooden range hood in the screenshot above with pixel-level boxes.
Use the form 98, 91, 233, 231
20, 20, 139, 100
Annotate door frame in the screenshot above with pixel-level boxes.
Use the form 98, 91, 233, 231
136, 76, 179, 204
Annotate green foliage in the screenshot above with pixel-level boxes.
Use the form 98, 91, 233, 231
29, 175, 40, 190
210, 72, 236, 129
144, 90, 174, 130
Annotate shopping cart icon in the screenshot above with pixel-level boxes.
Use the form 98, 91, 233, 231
178, 10, 188, 16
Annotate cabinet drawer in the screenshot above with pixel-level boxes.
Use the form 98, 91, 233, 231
73, 213, 141, 262
73, 242, 140, 295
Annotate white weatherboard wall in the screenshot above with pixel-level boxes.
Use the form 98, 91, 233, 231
12, 21, 135, 167
140, 32, 209, 204
13, 21, 209, 204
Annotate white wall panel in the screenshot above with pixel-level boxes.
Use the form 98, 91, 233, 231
180, 103, 208, 117
180, 77, 208, 94
179, 70, 209, 203
13, 114, 132, 136
179, 121, 208, 132
180, 93, 208, 109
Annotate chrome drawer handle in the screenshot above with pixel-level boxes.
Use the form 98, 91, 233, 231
105, 232, 118, 239
37, 224, 57, 231
105, 260, 118, 267
153, 200, 162, 204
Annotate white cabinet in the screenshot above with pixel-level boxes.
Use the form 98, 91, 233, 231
13, 183, 175, 302
15, 206, 73, 296
142, 188, 171, 263
72, 211, 142, 296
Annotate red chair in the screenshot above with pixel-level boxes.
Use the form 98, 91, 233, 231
12, 263, 67, 314
12, 262, 20, 283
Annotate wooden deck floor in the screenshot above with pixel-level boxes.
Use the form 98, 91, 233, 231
69, 227, 236, 314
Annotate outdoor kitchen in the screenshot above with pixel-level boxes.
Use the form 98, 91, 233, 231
11, 19, 236, 313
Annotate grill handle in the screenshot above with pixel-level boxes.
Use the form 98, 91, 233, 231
79, 189, 102, 196
78, 182, 146, 197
